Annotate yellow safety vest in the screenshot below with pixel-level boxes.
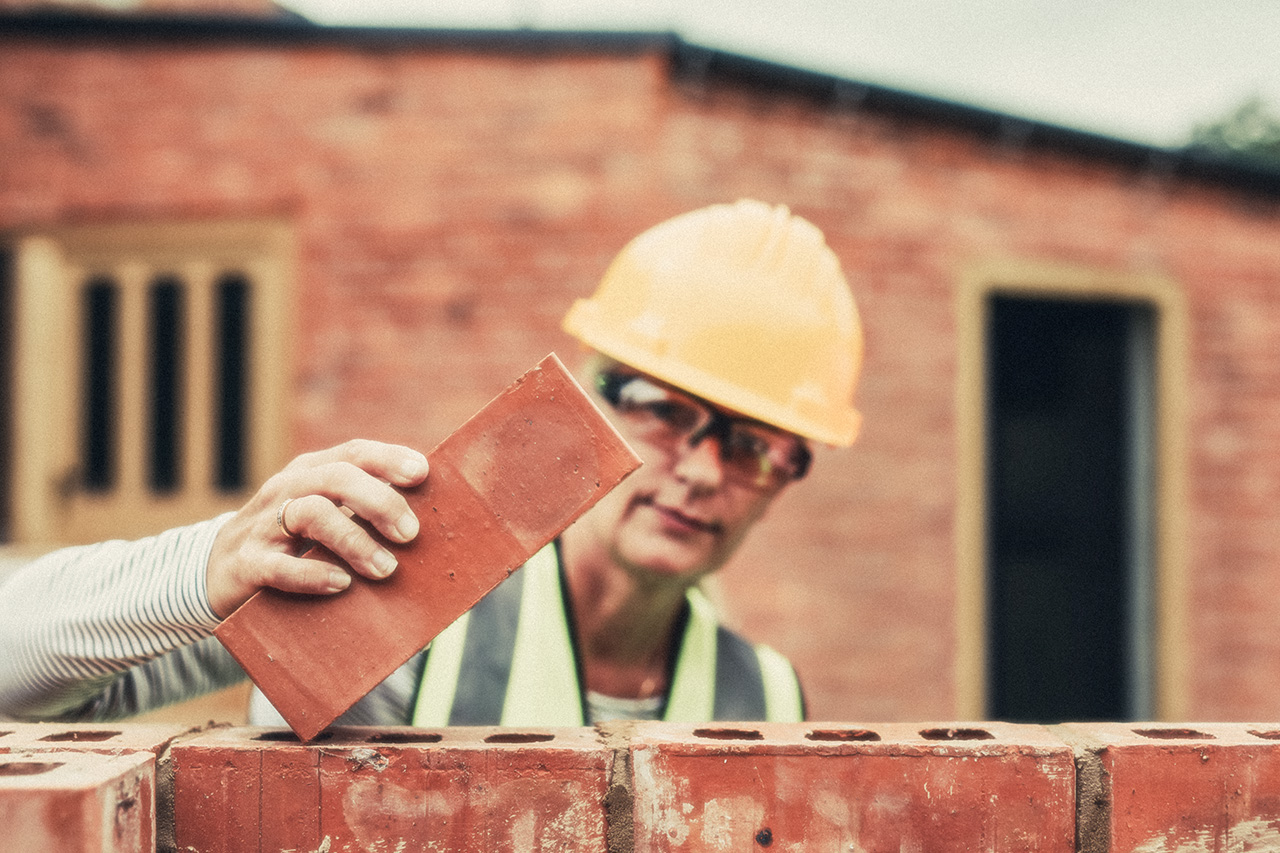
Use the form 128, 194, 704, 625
411, 543, 804, 726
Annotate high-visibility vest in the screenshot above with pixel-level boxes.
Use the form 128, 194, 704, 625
412, 543, 804, 726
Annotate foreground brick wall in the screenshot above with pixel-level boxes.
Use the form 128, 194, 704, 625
3, 22, 1280, 722
7, 721, 1280, 852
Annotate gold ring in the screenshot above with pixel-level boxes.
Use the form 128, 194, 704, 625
276, 497, 300, 539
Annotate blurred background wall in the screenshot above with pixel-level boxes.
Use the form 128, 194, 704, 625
2, 1, 1280, 725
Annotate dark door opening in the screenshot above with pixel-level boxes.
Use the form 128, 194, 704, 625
987, 294, 1155, 722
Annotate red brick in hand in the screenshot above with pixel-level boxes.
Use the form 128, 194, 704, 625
215, 353, 641, 740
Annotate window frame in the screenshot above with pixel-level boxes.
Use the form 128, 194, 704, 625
7, 219, 293, 545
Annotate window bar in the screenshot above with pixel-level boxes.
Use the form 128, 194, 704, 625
115, 266, 148, 498
182, 263, 214, 498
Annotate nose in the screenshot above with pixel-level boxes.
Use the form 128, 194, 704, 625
672, 432, 727, 489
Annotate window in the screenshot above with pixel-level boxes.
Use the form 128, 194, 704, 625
4, 221, 292, 545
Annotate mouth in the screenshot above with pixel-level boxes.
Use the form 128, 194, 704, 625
646, 499, 722, 536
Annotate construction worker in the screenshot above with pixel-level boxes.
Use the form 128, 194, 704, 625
0, 200, 862, 726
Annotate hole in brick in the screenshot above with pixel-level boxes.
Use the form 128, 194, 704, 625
38, 730, 122, 743
253, 731, 334, 743
1133, 728, 1215, 740
693, 728, 765, 741
366, 732, 444, 744
806, 728, 881, 742
919, 727, 995, 741
483, 733, 555, 744
1248, 730, 1280, 741
0, 731, 11, 739
0, 761, 64, 776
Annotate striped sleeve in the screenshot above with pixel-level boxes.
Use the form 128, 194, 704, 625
0, 514, 243, 721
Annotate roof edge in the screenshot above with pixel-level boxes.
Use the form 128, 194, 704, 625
670, 42, 1280, 198
0, 8, 677, 53
2, 10, 1276, 197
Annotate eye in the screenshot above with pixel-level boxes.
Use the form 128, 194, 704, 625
647, 400, 702, 432
724, 428, 772, 464
617, 380, 703, 431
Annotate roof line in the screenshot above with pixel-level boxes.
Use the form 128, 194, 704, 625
3, 9, 1277, 196
670, 42, 1280, 197
0, 9, 675, 52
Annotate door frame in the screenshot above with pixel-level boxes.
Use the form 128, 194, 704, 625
955, 259, 1190, 720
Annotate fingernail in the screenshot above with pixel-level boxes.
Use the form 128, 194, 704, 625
372, 550, 398, 578
395, 510, 419, 541
400, 454, 429, 481
326, 570, 351, 593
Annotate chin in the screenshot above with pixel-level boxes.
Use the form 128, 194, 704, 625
615, 536, 720, 585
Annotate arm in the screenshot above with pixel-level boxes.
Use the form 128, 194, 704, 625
0, 440, 429, 721
0, 516, 231, 719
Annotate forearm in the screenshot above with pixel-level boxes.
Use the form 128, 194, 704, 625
0, 515, 233, 720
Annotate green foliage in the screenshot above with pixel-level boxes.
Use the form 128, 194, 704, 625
1190, 94, 1280, 163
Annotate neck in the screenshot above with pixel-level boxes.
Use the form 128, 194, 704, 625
559, 530, 691, 699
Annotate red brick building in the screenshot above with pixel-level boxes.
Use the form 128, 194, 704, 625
2, 7, 1279, 725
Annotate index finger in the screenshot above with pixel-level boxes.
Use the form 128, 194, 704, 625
286, 439, 428, 487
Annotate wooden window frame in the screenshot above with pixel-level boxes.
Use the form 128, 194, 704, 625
8, 219, 293, 545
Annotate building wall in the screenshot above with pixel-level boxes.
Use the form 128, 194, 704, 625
3, 27, 1280, 721
656, 77, 1280, 721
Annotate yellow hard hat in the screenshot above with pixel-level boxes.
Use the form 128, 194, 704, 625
563, 199, 862, 446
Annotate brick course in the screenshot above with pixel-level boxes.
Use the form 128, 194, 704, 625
12, 720, 1280, 850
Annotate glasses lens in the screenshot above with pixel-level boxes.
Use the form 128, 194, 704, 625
723, 424, 781, 481
599, 371, 810, 487
609, 374, 708, 443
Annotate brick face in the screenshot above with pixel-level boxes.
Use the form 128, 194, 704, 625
1062, 722, 1280, 853
3, 22, 1280, 722
171, 726, 611, 852
0, 750, 155, 853
630, 721, 1075, 852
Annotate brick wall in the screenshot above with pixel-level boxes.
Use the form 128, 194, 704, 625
3, 22, 1280, 722
7, 720, 1280, 851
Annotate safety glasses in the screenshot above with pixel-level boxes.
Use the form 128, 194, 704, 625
596, 370, 811, 489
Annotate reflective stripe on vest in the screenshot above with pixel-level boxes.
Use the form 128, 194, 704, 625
412, 543, 804, 726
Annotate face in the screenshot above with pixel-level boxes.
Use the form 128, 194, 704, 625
573, 361, 810, 587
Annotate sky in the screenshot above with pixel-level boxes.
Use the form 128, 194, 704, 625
281, 0, 1280, 149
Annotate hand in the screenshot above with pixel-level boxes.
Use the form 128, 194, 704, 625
206, 439, 429, 618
